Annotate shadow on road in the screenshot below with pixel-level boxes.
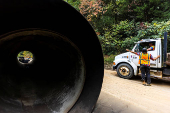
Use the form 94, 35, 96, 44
130, 75, 170, 86
106, 69, 170, 86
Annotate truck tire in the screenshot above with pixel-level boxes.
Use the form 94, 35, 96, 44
117, 63, 134, 79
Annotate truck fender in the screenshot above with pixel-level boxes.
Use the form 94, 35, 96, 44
115, 59, 138, 76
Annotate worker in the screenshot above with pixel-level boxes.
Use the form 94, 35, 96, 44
126, 48, 160, 86
147, 42, 155, 51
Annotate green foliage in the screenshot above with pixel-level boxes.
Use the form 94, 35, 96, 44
131, 0, 170, 22
17, 51, 24, 57
17, 51, 33, 58
99, 20, 136, 55
104, 54, 116, 64
64, 0, 80, 11
136, 20, 170, 39
101, 19, 170, 55
65, 0, 170, 56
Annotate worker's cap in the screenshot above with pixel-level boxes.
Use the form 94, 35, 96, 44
142, 48, 147, 53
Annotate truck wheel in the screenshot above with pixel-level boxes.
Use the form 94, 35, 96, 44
117, 63, 134, 79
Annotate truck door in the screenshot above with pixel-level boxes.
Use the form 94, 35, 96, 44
147, 45, 158, 68
131, 43, 140, 66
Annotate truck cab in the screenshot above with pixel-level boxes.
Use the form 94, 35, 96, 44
132, 38, 162, 68
113, 38, 164, 79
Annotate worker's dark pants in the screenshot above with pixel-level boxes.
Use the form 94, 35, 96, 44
140, 65, 151, 84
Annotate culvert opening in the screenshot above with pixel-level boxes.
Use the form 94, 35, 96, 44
0, 29, 85, 113
17, 51, 33, 64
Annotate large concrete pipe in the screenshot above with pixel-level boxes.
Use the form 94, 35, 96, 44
0, 0, 104, 113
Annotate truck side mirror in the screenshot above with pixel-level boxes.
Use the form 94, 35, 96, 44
135, 49, 140, 52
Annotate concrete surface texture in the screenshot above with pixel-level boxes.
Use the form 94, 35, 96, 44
93, 91, 149, 113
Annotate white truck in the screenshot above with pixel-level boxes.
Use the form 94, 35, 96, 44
113, 32, 170, 79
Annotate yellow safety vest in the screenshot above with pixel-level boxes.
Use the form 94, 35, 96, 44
138, 53, 150, 65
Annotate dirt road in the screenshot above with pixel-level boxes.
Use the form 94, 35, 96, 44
93, 69, 170, 113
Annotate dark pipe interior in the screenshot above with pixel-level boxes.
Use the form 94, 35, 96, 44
0, 1, 104, 112
0, 29, 85, 113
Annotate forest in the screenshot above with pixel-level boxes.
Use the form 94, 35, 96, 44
64, 0, 170, 63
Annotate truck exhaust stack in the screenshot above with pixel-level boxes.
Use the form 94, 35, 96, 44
0, 1, 104, 113
164, 54, 170, 66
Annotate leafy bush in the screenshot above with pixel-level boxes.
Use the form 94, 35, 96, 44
99, 19, 170, 55
135, 20, 170, 39
64, 0, 170, 56
104, 54, 116, 64
98, 20, 136, 55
